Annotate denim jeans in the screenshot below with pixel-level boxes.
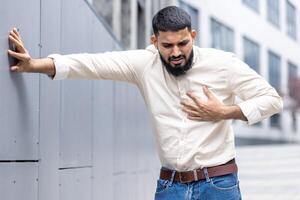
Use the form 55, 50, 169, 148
154, 169, 242, 200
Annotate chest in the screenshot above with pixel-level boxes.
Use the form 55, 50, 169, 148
141, 62, 233, 116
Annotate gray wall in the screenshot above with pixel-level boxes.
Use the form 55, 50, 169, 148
0, 0, 160, 199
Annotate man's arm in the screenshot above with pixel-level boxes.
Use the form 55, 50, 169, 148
7, 28, 142, 83
227, 54, 283, 125
7, 28, 56, 76
180, 54, 283, 124
223, 105, 248, 121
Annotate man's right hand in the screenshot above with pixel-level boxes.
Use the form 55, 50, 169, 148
7, 27, 56, 76
7, 28, 33, 73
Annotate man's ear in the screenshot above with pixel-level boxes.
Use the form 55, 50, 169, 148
151, 34, 158, 48
191, 30, 197, 41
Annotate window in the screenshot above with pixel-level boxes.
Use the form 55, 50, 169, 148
243, 36, 262, 126
286, 1, 297, 40
180, 1, 200, 45
288, 62, 299, 132
288, 62, 298, 80
268, 51, 281, 91
268, 50, 281, 128
242, 0, 259, 12
267, 0, 280, 28
243, 36, 260, 73
211, 18, 235, 52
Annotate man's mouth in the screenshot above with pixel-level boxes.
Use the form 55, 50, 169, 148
170, 58, 184, 65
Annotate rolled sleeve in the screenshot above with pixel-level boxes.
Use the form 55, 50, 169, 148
47, 54, 70, 80
237, 99, 262, 125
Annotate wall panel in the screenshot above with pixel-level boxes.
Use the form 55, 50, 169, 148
0, 163, 38, 200
0, 0, 40, 160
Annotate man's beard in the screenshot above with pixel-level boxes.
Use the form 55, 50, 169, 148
159, 50, 194, 77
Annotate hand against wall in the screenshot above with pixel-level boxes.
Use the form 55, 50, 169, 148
7, 28, 32, 73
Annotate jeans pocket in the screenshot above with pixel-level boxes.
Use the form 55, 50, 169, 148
210, 173, 239, 190
155, 179, 170, 193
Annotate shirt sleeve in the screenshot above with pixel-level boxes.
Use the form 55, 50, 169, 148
47, 50, 149, 84
227, 54, 283, 125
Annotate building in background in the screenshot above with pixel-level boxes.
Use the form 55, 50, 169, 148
91, 0, 300, 142
92, 0, 177, 49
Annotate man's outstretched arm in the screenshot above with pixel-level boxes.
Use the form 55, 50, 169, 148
7, 27, 146, 83
7, 28, 56, 76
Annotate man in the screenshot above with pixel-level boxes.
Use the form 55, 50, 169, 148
7, 6, 282, 200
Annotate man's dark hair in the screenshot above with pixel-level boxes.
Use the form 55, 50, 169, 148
152, 6, 191, 36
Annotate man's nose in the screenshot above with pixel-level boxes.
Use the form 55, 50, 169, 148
171, 46, 181, 57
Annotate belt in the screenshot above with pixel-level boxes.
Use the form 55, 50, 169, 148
159, 159, 238, 184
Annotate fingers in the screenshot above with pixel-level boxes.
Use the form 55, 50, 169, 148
181, 101, 198, 111
186, 91, 203, 107
8, 35, 26, 53
187, 116, 203, 121
182, 106, 199, 116
10, 30, 22, 43
202, 86, 216, 100
13, 28, 21, 38
7, 49, 27, 61
10, 65, 21, 72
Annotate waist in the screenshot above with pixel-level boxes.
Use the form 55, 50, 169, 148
159, 159, 238, 183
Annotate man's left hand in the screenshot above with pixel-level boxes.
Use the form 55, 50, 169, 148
180, 86, 226, 121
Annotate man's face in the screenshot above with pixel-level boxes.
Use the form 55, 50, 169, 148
151, 28, 197, 76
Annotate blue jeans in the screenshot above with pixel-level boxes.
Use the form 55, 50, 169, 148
154, 170, 242, 200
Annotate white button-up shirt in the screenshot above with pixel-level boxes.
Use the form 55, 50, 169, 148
48, 45, 283, 171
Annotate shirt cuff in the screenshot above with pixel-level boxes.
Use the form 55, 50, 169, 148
47, 54, 70, 80
237, 100, 262, 125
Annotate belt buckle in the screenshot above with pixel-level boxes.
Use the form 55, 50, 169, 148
178, 172, 188, 183
178, 170, 198, 183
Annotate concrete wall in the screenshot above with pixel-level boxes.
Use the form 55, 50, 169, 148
0, 0, 160, 199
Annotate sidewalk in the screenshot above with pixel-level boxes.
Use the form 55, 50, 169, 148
236, 144, 300, 200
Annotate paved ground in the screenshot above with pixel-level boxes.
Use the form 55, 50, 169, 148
236, 144, 300, 200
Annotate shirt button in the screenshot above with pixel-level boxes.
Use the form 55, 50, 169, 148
179, 88, 185, 94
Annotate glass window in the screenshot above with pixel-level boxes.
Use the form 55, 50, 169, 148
211, 18, 235, 52
243, 36, 260, 73
243, 36, 262, 126
288, 62, 298, 132
242, 0, 259, 12
288, 62, 298, 80
268, 50, 281, 128
267, 0, 280, 28
180, 1, 200, 45
286, 1, 297, 40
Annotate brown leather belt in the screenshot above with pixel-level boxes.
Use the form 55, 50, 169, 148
159, 159, 238, 184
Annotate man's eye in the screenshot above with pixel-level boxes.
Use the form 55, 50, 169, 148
163, 45, 173, 48
178, 41, 189, 47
